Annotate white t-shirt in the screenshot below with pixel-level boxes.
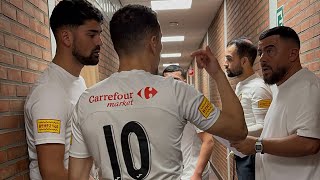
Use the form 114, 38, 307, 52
235, 73, 272, 137
70, 70, 220, 179
181, 123, 210, 180
256, 68, 320, 180
24, 63, 86, 180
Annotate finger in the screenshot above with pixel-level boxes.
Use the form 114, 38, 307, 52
191, 49, 206, 57
205, 46, 217, 60
196, 59, 204, 69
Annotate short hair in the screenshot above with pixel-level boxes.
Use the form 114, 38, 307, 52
227, 38, 257, 66
259, 26, 300, 48
110, 4, 160, 56
162, 65, 186, 79
50, 0, 104, 36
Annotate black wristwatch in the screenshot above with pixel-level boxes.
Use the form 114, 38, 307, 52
255, 138, 264, 154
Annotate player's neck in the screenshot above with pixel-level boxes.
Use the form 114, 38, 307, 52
238, 68, 255, 82
52, 50, 84, 77
118, 54, 154, 73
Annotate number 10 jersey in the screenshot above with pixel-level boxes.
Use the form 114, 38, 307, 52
69, 70, 220, 179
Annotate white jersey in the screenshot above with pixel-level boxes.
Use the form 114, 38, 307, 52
181, 123, 210, 180
256, 68, 320, 180
235, 73, 272, 137
70, 70, 220, 179
24, 63, 86, 180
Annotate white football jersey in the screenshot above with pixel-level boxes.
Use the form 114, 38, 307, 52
70, 70, 220, 179
24, 63, 87, 180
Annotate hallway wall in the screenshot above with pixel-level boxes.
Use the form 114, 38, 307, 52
190, 0, 319, 179
0, 0, 120, 179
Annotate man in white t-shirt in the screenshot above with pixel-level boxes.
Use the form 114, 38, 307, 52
224, 38, 272, 180
68, 4, 248, 180
24, 1, 103, 179
232, 26, 320, 180
163, 65, 214, 180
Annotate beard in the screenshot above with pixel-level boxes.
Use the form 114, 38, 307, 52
72, 45, 100, 66
263, 66, 287, 85
226, 66, 243, 77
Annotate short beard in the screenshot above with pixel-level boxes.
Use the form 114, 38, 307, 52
226, 67, 243, 77
72, 45, 100, 66
263, 67, 287, 85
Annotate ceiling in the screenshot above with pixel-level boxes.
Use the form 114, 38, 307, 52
119, 0, 223, 73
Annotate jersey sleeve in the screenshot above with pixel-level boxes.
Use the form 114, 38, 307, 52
69, 95, 91, 158
294, 84, 320, 139
173, 80, 220, 131
30, 87, 70, 145
249, 84, 272, 134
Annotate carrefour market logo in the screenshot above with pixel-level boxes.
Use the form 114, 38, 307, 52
137, 87, 158, 100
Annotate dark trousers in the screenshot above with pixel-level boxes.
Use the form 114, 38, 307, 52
235, 154, 255, 180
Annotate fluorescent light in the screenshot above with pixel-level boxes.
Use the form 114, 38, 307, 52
161, 36, 185, 42
161, 53, 181, 58
163, 63, 179, 67
151, 0, 192, 10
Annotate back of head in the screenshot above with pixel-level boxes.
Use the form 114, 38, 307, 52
50, 0, 104, 36
162, 65, 186, 79
110, 4, 160, 57
259, 26, 300, 49
227, 38, 257, 66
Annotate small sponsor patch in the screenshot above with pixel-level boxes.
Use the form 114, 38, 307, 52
198, 97, 214, 119
37, 119, 61, 134
70, 133, 73, 145
258, 99, 271, 108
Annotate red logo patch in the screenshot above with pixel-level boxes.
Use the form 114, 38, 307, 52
137, 87, 158, 99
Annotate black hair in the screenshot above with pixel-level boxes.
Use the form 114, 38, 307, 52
50, 0, 104, 35
162, 65, 186, 79
110, 4, 160, 56
227, 38, 257, 66
259, 26, 300, 48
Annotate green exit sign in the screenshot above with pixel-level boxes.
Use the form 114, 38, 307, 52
277, 5, 284, 26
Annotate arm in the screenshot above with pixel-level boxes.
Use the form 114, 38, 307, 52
36, 144, 68, 180
231, 134, 320, 156
191, 132, 214, 180
69, 157, 93, 180
191, 46, 247, 141
248, 86, 272, 137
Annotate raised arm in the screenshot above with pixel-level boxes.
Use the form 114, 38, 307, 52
191, 46, 247, 141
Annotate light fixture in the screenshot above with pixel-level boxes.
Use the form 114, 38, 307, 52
161, 53, 181, 58
169, 22, 179, 26
151, 0, 192, 10
161, 36, 185, 42
163, 63, 180, 67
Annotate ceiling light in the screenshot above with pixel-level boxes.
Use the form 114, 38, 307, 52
169, 22, 179, 26
163, 63, 180, 67
161, 36, 185, 42
151, 0, 192, 10
161, 53, 181, 58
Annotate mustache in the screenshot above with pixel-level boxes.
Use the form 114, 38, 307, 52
261, 63, 271, 69
92, 46, 101, 53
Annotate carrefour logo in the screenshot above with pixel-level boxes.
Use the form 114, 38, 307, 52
137, 87, 158, 100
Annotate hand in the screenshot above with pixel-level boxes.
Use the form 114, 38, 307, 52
231, 136, 257, 155
190, 173, 202, 180
191, 46, 222, 76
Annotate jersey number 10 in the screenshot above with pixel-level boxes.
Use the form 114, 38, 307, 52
103, 121, 150, 180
